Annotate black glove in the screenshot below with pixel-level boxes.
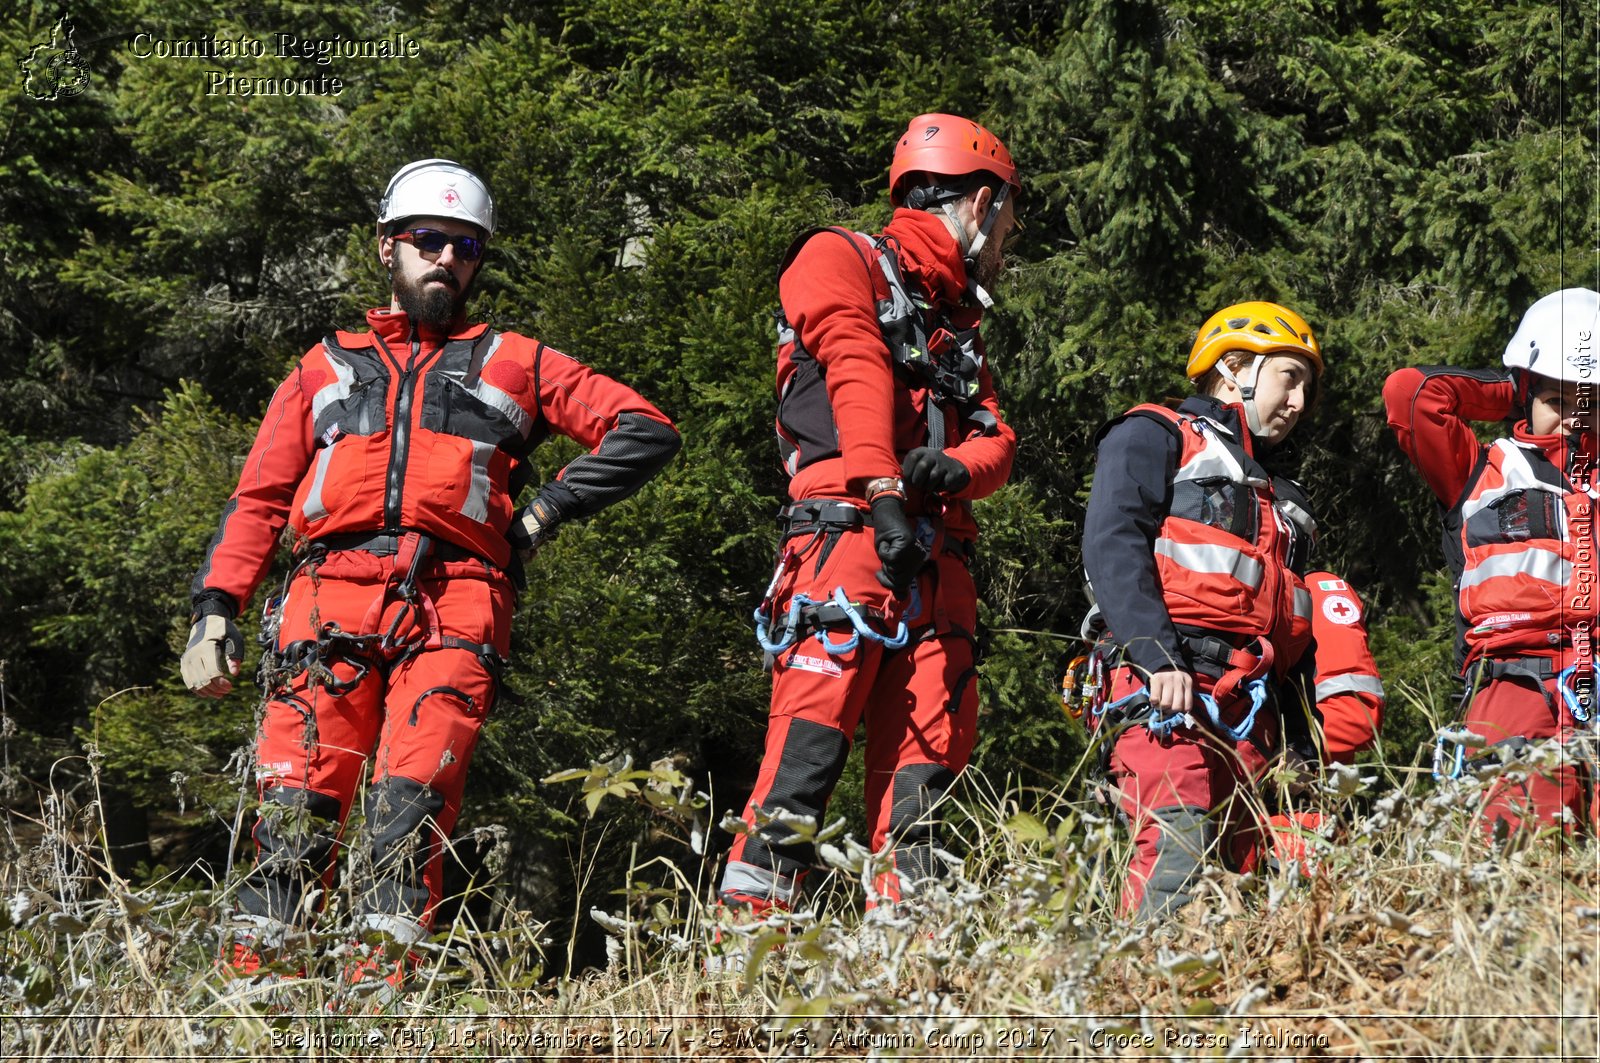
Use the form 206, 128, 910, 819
901, 447, 971, 495
508, 492, 565, 561
871, 495, 926, 594
181, 593, 244, 697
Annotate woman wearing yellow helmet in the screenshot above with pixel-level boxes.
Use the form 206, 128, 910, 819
1080, 300, 1380, 919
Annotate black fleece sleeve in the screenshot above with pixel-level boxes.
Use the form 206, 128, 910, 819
544, 412, 682, 520
1082, 415, 1185, 675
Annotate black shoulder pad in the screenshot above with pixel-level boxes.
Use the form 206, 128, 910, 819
776, 226, 873, 281
1092, 405, 1183, 448
1415, 365, 1511, 384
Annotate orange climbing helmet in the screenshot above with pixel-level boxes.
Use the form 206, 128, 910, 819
889, 113, 1019, 207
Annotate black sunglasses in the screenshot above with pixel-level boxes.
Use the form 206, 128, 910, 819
393, 227, 486, 261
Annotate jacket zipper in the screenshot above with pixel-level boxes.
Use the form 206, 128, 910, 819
385, 327, 424, 531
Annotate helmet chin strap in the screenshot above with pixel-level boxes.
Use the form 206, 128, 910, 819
938, 184, 1010, 309
1214, 355, 1268, 436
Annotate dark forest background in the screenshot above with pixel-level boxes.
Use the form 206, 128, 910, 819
1, 0, 1595, 962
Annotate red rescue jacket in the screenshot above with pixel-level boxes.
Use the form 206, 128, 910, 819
193, 308, 677, 609
1383, 366, 1598, 667
774, 209, 1016, 543
1304, 571, 1385, 762
1455, 439, 1596, 660
1121, 402, 1311, 667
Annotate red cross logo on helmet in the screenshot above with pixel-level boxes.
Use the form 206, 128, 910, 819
440, 188, 460, 207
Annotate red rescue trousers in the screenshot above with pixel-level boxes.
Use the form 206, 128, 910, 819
1459, 670, 1598, 840
238, 541, 512, 944
1098, 664, 1281, 920
721, 519, 979, 910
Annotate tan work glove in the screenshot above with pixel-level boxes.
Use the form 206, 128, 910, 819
508, 494, 564, 563
181, 597, 244, 698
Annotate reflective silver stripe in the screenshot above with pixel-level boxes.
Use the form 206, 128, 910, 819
1316, 674, 1386, 701
309, 350, 359, 423
1459, 547, 1572, 590
1154, 538, 1264, 589
1294, 586, 1313, 620
719, 859, 798, 905
301, 443, 336, 522
460, 440, 495, 524
465, 336, 533, 438
1461, 440, 1566, 524
1278, 498, 1317, 539
1172, 420, 1268, 488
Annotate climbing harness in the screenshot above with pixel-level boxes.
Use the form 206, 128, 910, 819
755, 585, 913, 656
1086, 664, 1274, 783
751, 499, 918, 656
1432, 654, 1598, 781
258, 532, 507, 696
1090, 675, 1270, 745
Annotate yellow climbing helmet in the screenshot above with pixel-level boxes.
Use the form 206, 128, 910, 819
1186, 301, 1323, 380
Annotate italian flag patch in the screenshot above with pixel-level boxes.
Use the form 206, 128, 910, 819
1318, 579, 1348, 591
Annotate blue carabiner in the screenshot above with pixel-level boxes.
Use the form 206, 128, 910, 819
1431, 733, 1467, 782
754, 594, 810, 654
829, 586, 910, 650
1200, 676, 1268, 744
1556, 665, 1593, 724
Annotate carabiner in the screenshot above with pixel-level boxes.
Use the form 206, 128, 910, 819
1557, 664, 1594, 724
754, 594, 809, 654
830, 586, 909, 650
1200, 676, 1268, 744
1431, 734, 1467, 782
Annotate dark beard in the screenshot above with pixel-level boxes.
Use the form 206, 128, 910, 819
973, 240, 1004, 292
393, 267, 468, 331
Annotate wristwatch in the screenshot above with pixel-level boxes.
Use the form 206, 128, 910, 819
866, 476, 906, 501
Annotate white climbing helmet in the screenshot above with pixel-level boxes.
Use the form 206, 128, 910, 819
1502, 287, 1600, 384
376, 158, 495, 238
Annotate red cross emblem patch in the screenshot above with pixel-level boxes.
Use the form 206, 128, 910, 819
1322, 594, 1360, 626
440, 187, 460, 207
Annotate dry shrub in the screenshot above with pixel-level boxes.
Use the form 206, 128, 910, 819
1, 731, 1596, 1060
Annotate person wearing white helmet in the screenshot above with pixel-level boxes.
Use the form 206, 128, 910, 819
182, 158, 681, 992
1385, 287, 1600, 841
375, 158, 496, 331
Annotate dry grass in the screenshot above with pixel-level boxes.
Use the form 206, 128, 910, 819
1, 731, 1597, 1061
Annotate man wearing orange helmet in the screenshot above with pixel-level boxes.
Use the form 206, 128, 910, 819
1081, 301, 1383, 919
181, 159, 680, 986
1385, 288, 1600, 840
719, 114, 1020, 914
